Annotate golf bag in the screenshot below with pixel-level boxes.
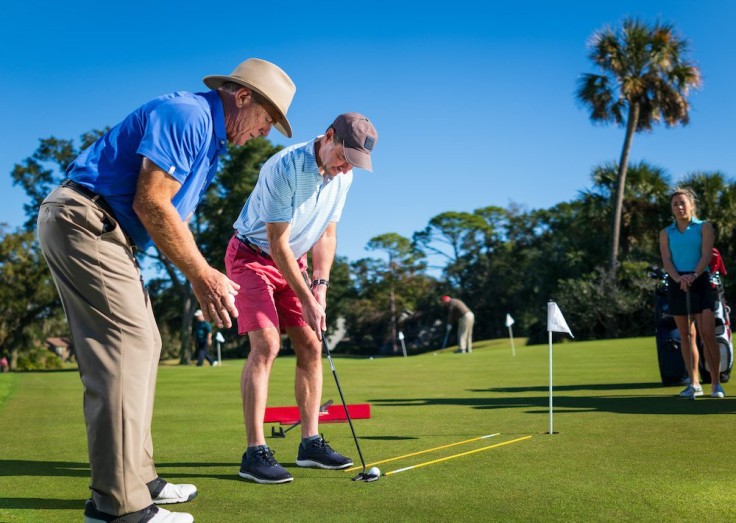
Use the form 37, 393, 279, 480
650, 267, 688, 386
697, 249, 733, 383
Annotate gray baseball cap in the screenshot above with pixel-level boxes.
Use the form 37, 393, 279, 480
331, 113, 378, 172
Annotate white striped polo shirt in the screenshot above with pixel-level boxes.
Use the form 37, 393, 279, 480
233, 138, 352, 258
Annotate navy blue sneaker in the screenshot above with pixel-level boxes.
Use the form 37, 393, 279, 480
238, 446, 293, 484
296, 437, 353, 469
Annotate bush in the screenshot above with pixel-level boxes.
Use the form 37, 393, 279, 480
15, 347, 65, 371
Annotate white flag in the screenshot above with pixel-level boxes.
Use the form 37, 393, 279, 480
505, 314, 515, 328
547, 302, 573, 338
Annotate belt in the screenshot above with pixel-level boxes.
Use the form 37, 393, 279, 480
61, 179, 116, 217
236, 234, 271, 259
61, 179, 135, 249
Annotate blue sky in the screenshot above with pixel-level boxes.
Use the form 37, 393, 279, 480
1, 1, 734, 265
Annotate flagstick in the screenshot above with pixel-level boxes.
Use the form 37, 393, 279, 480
548, 329, 554, 435
508, 325, 516, 357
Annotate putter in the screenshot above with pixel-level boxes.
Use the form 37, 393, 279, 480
686, 288, 696, 400
441, 325, 451, 349
321, 332, 379, 482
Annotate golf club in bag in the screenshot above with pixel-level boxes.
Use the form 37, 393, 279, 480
321, 333, 379, 482
697, 249, 733, 383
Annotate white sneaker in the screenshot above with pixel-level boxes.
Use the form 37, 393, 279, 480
84, 499, 194, 523
711, 384, 726, 398
679, 384, 703, 398
149, 507, 194, 523
153, 482, 198, 504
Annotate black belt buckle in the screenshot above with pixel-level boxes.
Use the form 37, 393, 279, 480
236, 234, 270, 259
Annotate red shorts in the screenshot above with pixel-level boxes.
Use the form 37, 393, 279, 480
224, 235, 308, 334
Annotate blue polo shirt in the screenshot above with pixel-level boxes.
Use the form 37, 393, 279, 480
66, 90, 227, 250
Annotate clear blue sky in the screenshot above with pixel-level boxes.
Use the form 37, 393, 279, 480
1, 1, 734, 264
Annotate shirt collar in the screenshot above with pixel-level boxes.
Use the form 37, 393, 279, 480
200, 90, 227, 153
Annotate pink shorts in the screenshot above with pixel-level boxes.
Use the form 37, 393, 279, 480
225, 235, 309, 334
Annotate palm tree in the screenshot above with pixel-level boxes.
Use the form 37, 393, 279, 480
576, 17, 701, 276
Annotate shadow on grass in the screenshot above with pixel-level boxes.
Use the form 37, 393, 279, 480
0, 460, 89, 477
470, 382, 665, 393
370, 392, 736, 416
0, 497, 83, 510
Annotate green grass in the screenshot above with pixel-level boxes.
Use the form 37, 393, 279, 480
2, 337, 736, 522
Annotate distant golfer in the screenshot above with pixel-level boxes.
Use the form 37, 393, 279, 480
441, 295, 475, 353
192, 309, 217, 367
225, 113, 378, 484
37, 58, 295, 522
659, 187, 724, 399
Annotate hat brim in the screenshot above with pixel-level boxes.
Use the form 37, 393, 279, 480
343, 147, 373, 172
203, 75, 293, 138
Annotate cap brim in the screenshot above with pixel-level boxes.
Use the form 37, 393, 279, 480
343, 147, 373, 172
203, 75, 293, 138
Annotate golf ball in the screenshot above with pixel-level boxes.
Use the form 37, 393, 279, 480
228, 294, 236, 306
368, 466, 381, 477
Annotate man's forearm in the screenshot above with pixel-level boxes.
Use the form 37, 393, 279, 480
270, 240, 314, 303
312, 222, 337, 281
137, 200, 209, 280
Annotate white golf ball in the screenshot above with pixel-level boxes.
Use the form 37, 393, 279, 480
228, 294, 236, 306
368, 466, 381, 477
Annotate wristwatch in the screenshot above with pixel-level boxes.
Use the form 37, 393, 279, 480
311, 279, 330, 289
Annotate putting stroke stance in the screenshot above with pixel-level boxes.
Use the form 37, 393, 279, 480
225, 113, 378, 484
659, 187, 724, 399
38, 59, 295, 522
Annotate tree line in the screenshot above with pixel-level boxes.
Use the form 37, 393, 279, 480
1, 17, 726, 367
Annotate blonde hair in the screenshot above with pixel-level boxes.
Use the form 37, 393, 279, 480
670, 186, 698, 218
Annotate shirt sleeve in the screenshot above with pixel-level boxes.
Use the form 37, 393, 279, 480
137, 99, 209, 184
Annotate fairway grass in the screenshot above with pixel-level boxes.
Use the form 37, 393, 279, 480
1, 337, 735, 522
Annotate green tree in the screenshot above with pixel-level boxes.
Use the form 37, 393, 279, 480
0, 227, 65, 369
576, 17, 701, 276
585, 160, 672, 261
344, 233, 432, 354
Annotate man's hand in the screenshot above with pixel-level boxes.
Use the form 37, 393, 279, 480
301, 297, 326, 340
190, 266, 240, 329
311, 283, 328, 310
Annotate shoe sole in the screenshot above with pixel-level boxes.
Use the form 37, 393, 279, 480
295, 459, 353, 470
238, 471, 293, 484
711, 393, 725, 398
153, 491, 198, 504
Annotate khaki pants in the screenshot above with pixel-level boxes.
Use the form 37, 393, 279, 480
38, 187, 161, 515
458, 311, 475, 353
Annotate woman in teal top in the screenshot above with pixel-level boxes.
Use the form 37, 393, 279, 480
659, 187, 724, 399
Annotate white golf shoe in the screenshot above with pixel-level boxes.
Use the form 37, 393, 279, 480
84, 499, 194, 523
152, 481, 198, 504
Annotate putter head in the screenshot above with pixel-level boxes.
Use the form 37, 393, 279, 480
352, 471, 380, 482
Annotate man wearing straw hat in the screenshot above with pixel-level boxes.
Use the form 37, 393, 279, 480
37, 58, 296, 523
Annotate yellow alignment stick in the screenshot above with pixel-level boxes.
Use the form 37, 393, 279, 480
344, 433, 500, 473
384, 435, 532, 476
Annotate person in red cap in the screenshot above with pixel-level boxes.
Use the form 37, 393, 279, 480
225, 113, 378, 484
441, 295, 475, 353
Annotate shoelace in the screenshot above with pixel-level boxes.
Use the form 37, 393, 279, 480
255, 448, 279, 466
310, 436, 335, 453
